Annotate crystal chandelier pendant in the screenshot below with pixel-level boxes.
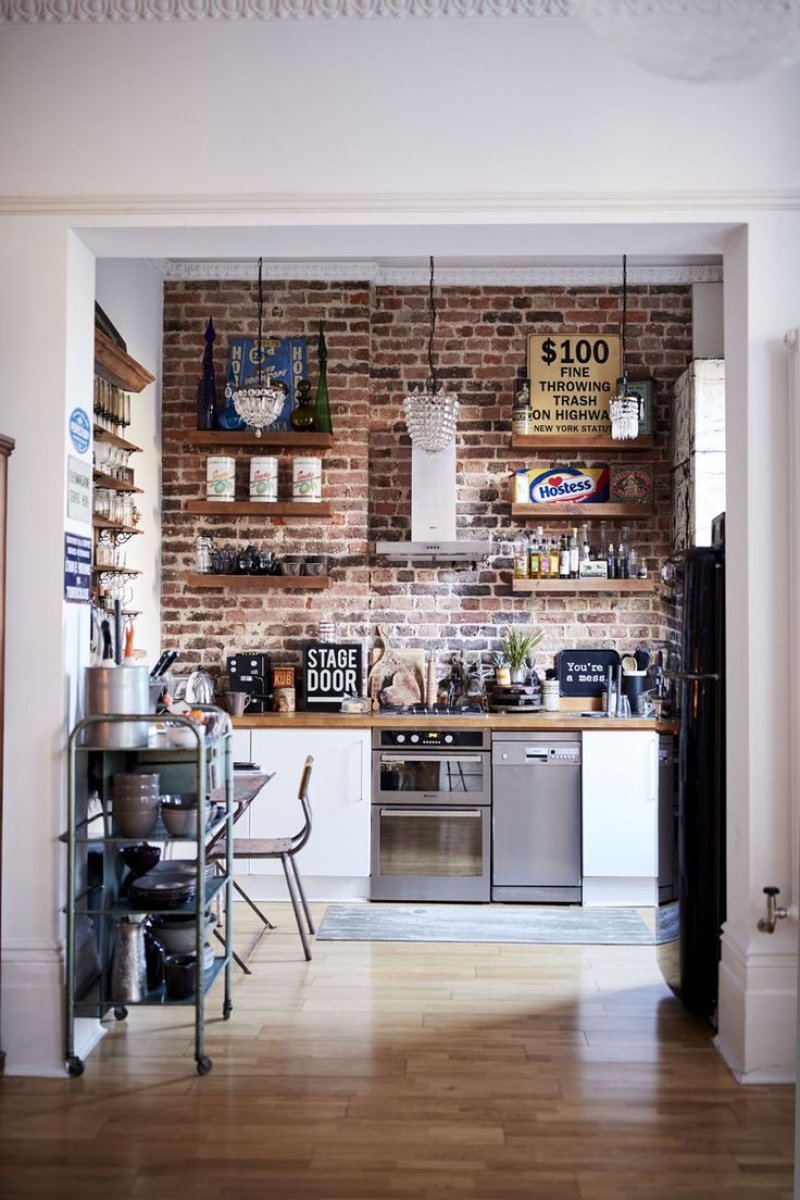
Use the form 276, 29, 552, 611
403, 386, 460, 455
609, 387, 641, 441
232, 376, 285, 438
404, 255, 460, 454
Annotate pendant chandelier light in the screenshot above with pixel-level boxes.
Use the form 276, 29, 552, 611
231, 257, 286, 437
403, 255, 459, 455
609, 255, 641, 442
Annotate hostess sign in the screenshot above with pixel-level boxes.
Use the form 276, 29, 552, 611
302, 642, 363, 711
520, 464, 610, 505
527, 334, 621, 439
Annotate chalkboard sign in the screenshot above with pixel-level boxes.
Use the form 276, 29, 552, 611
558, 649, 620, 697
301, 642, 363, 712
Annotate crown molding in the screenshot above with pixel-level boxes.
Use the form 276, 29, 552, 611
1, 189, 798, 217
0, 0, 568, 21
155, 259, 723, 285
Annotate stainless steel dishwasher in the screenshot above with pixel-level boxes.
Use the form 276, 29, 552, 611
491, 732, 582, 903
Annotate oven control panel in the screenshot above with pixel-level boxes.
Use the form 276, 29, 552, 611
376, 728, 488, 750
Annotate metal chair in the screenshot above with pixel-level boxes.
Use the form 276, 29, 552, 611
227, 754, 315, 964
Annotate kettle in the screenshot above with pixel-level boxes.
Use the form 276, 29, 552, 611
185, 665, 215, 705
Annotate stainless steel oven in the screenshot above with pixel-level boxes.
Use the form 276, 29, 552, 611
371, 726, 491, 901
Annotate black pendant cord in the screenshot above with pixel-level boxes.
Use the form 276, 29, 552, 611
427, 254, 438, 395
257, 256, 264, 385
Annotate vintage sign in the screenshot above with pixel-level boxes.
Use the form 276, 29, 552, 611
67, 455, 92, 524
64, 532, 92, 603
302, 642, 363, 712
527, 334, 621, 439
558, 648, 620, 697
68, 407, 91, 455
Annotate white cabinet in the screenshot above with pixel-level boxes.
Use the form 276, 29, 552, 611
245, 728, 371, 900
582, 730, 658, 906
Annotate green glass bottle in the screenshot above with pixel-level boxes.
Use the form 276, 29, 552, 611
290, 379, 316, 431
313, 324, 333, 435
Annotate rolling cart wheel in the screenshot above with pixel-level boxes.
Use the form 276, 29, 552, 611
66, 1056, 84, 1077
196, 1055, 213, 1076
223, 1000, 232, 1020
113, 1007, 128, 1021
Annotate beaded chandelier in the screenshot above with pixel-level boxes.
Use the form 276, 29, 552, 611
403, 255, 459, 454
232, 257, 285, 437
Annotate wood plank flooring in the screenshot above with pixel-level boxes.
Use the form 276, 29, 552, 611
0, 903, 794, 1199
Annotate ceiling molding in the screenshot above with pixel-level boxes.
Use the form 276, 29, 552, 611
156, 259, 723, 284
1, 190, 797, 216
0, 0, 568, 21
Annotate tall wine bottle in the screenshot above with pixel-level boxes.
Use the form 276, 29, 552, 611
196, 316, 217, 431
314, 323, 332, 435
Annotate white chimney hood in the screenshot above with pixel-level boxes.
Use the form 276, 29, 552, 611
374, 443, 494, 562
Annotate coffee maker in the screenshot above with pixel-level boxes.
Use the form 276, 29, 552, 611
227, 652, 271, 713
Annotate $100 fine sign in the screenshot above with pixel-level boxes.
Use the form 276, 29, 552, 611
526, 334, 621, 440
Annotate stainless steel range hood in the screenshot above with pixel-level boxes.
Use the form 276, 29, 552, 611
374, 443, 494, 562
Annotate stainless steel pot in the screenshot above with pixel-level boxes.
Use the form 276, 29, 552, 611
85, 665, 151, 747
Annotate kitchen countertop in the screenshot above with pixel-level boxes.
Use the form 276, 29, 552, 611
233, 712, 679, 733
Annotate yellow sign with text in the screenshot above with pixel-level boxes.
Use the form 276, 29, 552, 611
526, 334, 621, 439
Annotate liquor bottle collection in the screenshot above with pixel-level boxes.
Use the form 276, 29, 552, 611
512, 522, 648, 581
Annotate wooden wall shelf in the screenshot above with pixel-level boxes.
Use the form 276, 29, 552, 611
512, 578, 655, 594
94, 426, 143, 455
176, 430, 333, 450
92, 518, 142, 536
95, 329, 155, 394
186, 573, 329, 591
511, 502, 654, 520
186, 500, 333, 518
93, 470, 143, 494
511, 434, 655, 452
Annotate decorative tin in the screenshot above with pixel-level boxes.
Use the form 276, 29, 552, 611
206, 456, 236, 502
292, 457, 322, 502
272, 664, 296, 713
517, 463, 610, 505
609, 464, 654, 504
249, 456, 279, 502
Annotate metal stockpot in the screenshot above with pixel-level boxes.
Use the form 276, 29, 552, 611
85, 665, 151, 747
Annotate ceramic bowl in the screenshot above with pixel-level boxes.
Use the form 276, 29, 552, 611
160, 795, 211, 838
114, 809, 159, 839
167, 724, 204, 749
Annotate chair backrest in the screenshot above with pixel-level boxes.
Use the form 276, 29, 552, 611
291, 755, 313, 854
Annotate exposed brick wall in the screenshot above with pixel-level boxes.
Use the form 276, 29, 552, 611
161, 279, 690, 685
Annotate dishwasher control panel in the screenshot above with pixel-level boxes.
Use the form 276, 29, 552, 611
492, 735, 582, 767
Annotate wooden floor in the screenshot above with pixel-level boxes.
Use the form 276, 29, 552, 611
0, 902, 794, 1199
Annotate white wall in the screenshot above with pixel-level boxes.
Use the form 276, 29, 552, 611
0, 22, 798, 197
95, 260, 163, 667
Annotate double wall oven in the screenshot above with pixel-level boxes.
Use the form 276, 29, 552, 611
371, 724, 491, 901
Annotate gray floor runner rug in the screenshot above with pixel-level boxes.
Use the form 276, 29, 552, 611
316, 903, 679, 946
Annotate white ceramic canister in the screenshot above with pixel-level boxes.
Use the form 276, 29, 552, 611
292, 456, 322, 503
249, 456, 279, 502
206, 456, 236, 502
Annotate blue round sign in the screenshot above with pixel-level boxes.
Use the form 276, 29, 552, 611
69, 407, 91, 455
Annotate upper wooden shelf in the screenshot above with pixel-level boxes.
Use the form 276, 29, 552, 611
94, 329, 155, 394
186, 500, 333, 518
93, 426, 143, 455
176, 430, 333, 450
93, 470, 143, 494
511, 502, 654, 520
511, 434, 655, 453
186, 573, 329, 591
512, 578, 655, 594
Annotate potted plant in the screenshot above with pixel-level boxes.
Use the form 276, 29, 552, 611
499, 628, 545, 684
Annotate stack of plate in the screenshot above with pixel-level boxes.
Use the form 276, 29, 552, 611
488, 685, 542, 714
129, 860, 215, 909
